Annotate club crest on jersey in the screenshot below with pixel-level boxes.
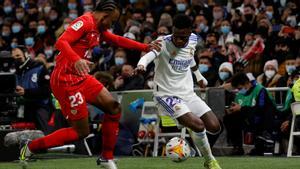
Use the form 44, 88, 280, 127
71, 21, 83, 31
71, 109, 77, 115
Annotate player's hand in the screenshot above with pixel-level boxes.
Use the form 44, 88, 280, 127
134, 65, 146, 75
197, 80, 206, 88
74, 59, 93, 76
16, 85, 25, 96
148, 40, 162, 52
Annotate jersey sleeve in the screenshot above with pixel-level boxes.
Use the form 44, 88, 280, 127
55, 16, 93, 63
102, 31, 149, 52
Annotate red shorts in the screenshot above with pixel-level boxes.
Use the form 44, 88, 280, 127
51, 76, 104, 121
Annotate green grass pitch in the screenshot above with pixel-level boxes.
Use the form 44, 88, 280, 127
0, 157, 299, 169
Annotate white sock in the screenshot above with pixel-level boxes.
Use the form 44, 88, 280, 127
191, 130, 215, 161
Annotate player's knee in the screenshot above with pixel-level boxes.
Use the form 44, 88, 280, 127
108, 101, 121, 114
178, 116, 205, 133
192, 119, 205, 132
105, 101, 121, 121
207, 120, 221, 134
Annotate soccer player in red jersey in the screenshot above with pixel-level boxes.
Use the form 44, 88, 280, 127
19, 1, 160, 168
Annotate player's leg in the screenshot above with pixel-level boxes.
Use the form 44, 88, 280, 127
183, 96, 221, 169
82, 77, 119, 169
91, 87, 121, 160
200, 111, 221, 135
20, 85, 90, 161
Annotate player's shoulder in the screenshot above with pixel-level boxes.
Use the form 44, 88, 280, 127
69, 12, 93, 31
189, 33, 199, 42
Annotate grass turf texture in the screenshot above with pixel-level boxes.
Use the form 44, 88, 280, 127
0, 157, 299, 169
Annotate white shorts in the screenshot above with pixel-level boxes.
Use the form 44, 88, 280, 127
153, 94, 211, 119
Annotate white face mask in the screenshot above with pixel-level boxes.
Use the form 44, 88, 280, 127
265, 70, 275, 79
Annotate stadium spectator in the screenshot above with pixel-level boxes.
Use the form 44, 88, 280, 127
197, 51, 218, 87
215, 62, 234, 87
257, 60, 282, 88
226, 72, 279, 155
11, 46, 53, 134
114, 64, 144, 91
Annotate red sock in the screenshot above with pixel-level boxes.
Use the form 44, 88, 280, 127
101, 113, 121, 160
28, 127, 79, 153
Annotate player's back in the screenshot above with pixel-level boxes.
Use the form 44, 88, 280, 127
153, 33, 198, 99
51, 12, 100, 86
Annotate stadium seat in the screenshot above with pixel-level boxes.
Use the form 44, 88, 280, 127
83, 133, 95, 156
287, 102, 300, 157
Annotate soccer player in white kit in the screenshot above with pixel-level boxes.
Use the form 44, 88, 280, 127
136, 14, 222, 169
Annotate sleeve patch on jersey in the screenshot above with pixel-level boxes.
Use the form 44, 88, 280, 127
71, 21, 84, 31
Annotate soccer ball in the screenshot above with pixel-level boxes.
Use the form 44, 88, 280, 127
165, 137, 191, 162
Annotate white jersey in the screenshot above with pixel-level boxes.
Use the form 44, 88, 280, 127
151, 34, 198, 99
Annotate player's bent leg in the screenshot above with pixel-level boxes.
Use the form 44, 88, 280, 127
201, 111, 221, 134
69, 117, 90, 139
177, 112, 205, 132
26, 118, 90, 153
93, 87, 120, 168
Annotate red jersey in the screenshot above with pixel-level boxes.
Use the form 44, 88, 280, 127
51, 12, 149, 87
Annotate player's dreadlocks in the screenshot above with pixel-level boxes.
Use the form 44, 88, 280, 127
95, 0, 119, 12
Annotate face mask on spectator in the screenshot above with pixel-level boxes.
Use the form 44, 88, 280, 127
4, 6, 13, 14
176, 3, 186, 12
64, 24, 69, 30
37, 25, 46, 34
129, 0, 138, 4
69, 13, 78, 20
266, 11, 273, 20
44, 6, 51, 14
219, 72, 230, 81
221, 26, 230, 34
286, 16, 297, 27
44, 48, 53, 58
11, 42, 17, 49
16, 12, 24, 20
2, 31, 10, 37
286, 65, 296, 75
199, 64, 209, 73
84, 5, 93, 11
12, 25, 21, 33
199, 23, 208, 32
213, 12, 223, 20
265, 70, 275, 79
239, 88, 248, 95
115, 57, 125, 66
147, 80, 154, 89
25, 37, 34, 46
49, 14, 58, 21
68, 3, 77, 10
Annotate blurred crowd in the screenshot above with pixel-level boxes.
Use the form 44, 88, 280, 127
1, 0, 300, 155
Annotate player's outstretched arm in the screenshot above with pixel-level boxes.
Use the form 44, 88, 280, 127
102, 31, 161, 52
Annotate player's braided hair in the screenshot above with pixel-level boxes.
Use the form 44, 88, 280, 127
95, 0, 119, 12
